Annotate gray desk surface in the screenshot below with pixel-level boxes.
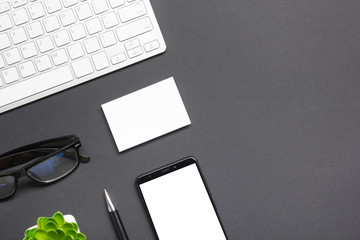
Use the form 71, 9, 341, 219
1, 0, 360, 239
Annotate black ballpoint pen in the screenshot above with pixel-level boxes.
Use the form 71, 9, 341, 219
104, 189, 129, 240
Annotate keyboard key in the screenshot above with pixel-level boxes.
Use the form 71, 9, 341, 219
28, 2, 46, 20
59, 9, 77, 27
0, 66, 74, 107
116, 17, 153, 41
84, 36, 100, 53
67, 42, 84, 59
11, 0, 28, 8
91, 0, 108, 14
0, 2, 11, 13
0, 33, 11, 50
63, 0, 78, 8
10, 27, 28, 44
44, 0, 62, 13
127, 46, 142, 58
26, 21, 44, 38
101, 11, 119, 29
92, 51, 109, 70
72, 58, 94, 78
109, 0, 125, 8
118, 1, 147, 23
20, 42, 38, 59
43, 15, 61, 33
69, 24, 87, 41
0, 14, 13, 32
19, 60, 36, 77
53, 30, 71, 47
0, 55, 5, 68
86, 18, 102, 35
75, 3, 93, 21
144, 40, 159, 52
110, 52, 126, 65
35, 55, 52, 71
51, 49, 69, 66
37, 36, 54, 53
4, 48, 21, 65
2, 67, 19, 83
12, 8, 30, 25
124, 38, 140, 50
99, 31, 116, 48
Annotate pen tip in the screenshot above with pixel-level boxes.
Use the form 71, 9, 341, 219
104, 189, 109, 199
104, 189, 115, 212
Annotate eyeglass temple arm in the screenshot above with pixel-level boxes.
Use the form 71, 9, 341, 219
0, 150, 55, 171
79, 154, 90, 163
0, 152, 90, 170
0, 135, 77, 159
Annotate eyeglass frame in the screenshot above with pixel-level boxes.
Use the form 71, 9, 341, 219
0, 135, 90, 200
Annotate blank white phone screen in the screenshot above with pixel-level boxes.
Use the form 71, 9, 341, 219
139, 163, 226, 240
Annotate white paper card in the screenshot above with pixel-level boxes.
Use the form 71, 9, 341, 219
102, 77, 191, 152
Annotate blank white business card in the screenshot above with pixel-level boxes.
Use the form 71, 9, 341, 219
102, 77, 191, 152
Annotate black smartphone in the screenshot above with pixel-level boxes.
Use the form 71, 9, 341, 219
136, 156, 227, 240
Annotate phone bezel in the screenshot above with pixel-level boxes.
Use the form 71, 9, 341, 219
135, 156, 228, 240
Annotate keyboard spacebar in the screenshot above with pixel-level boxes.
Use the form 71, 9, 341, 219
0, 66, 74, 107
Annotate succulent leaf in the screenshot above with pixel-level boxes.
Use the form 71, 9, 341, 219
53, 212, 65, 227
71, 223, 78, 232
67, 230, 77, 239
47, 218, 59, 226
34, 229, 47, 240
47, 229, 58, 240
40, 217, 49, 229
61, 223, 74, 233
45, 221, 58, 231
65, 235, 74, 240
37, 217, 43, 228
25, 229, 32, 237
30, 228, 37, 236
76, 233, 86, 240
56, 229, 66, 240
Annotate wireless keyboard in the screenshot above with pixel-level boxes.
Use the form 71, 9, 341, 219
0, 0, 166, 114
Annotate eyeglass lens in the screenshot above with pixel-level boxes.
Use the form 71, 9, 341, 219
28, 148, 78, 182
0, 175, 16, 199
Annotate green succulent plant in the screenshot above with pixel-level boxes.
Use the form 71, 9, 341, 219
23, 212, 86, 240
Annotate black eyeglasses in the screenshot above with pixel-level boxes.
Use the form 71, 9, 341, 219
0, 135, 90, 200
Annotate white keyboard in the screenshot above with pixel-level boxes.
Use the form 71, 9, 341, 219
0, 0, 166, 114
